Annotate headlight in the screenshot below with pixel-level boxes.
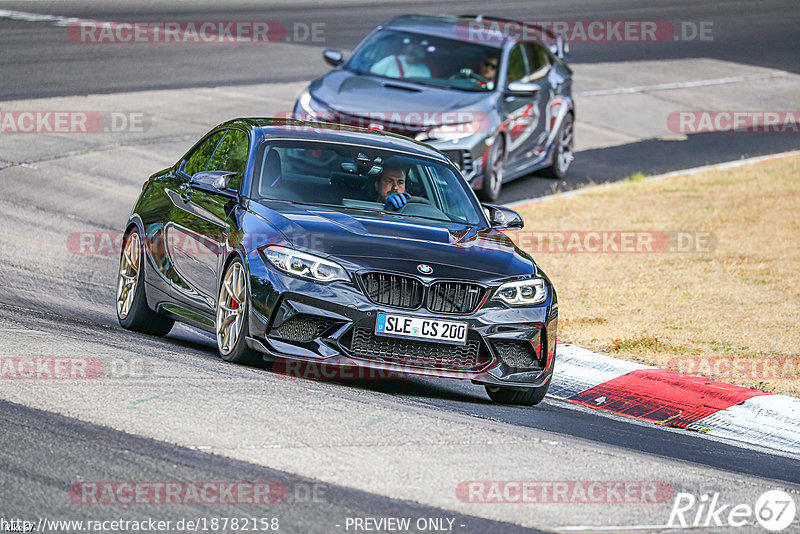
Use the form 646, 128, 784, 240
296, 90, 334, 121
263, 245, 349, 283
416, 117, 483, 142
493, 278, 548, 306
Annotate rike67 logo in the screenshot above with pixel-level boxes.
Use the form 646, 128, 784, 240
668, 490, 796, 531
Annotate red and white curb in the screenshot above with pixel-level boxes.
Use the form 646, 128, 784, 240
550, 343, 800, 455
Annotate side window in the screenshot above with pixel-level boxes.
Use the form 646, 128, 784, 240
505, 44, 528, 85
183, 131, 224, 177
523, 43, 551, 79
206, 129, 249, 191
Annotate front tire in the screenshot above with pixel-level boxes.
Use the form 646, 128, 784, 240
477, 135, 505, 202
485, 381, 549, 406
116, 230, 174, 336
541, 112, 574, 179
216, 258, 259, 365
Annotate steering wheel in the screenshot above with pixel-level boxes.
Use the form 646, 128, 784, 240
384, 195, 433, 212
399, 196, 432, 208
455, 68, 488, 84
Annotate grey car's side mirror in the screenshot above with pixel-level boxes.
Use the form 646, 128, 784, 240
549, 34, 569, 58
483, 204, 524, 230
322, 49, 344, 67
505, 81, 541, 98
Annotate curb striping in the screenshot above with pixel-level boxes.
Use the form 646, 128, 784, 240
548, 343, 652, 398
691, 395, 800, 453
551, 344, 800, 455
567, 369, 768, 428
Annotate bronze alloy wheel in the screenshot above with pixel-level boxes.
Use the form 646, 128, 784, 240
116, 231, 141, 320
216, 261, 247, 356
116, 230, 173, 336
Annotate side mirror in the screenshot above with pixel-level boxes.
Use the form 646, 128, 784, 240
505, 81, 540, 98
483, 204, 524, 230
549, 34, 570, 59
190, 171, 239, 199
322, 49, 344, 67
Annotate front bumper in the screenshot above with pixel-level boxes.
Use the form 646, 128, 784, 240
246, 251, 557, 388
429, 137, 488, 189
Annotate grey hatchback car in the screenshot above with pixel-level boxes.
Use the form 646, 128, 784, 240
293, 14, 575, 201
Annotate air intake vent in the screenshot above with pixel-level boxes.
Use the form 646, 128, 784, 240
462, 151, 474, 174
492, 341, 543, 369
270, 314, 334, 342
426, 282, 485, 314
441, 150, 473, 174
361, 272, 424, 309
348, 327, 485, 371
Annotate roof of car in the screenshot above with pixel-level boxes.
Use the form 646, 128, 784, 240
380, 14, 544, 48
222, 118, 451, 163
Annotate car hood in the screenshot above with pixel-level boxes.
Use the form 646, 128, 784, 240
311, 70, 492, 123
250, 201, 534, 281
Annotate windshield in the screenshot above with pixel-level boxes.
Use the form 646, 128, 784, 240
348, 29, 501, 92
250, 140, 486, 226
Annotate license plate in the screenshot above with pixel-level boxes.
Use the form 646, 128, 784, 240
375, 313, 468, 346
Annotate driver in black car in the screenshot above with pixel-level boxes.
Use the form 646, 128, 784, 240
374, 164, 411, 209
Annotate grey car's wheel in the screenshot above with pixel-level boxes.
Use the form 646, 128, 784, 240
485, 381, 549, 406
116, 230, 174, 336
477, 135, 505, 202
541, 113, 574, 179
216, 258, 259, 364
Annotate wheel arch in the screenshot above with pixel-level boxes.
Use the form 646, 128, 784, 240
217, 248, 252, 310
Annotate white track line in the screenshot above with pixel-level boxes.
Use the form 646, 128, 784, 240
576, 71, 789, 97
506, 149, 800, 209
558, 525, 682, 532
0, 9, 84, 27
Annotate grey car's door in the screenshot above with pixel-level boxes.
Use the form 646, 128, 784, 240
522, 42, 556, 155
500, 44, 542, 168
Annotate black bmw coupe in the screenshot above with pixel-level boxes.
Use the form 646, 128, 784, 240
117, 118, 558, 405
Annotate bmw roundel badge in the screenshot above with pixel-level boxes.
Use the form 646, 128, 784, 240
417, 264, 433, 274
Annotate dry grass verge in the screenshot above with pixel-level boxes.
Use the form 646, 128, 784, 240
511, 154, 800, 396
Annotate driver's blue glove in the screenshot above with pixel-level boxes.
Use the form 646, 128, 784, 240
384, 192, 411, 210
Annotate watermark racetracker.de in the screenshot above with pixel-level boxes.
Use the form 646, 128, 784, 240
0, 111, 151, 134
68, 482, 287, 505
505, 230, 717, 254
456, 19, 714, 43
67, 20, 325, 44
0, 356, 151, 379
668, 110, 800, 134
279, 109, 490, 137
456, 480, 674, 504
67, 230, 718, 256
667, 356, 800, 384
